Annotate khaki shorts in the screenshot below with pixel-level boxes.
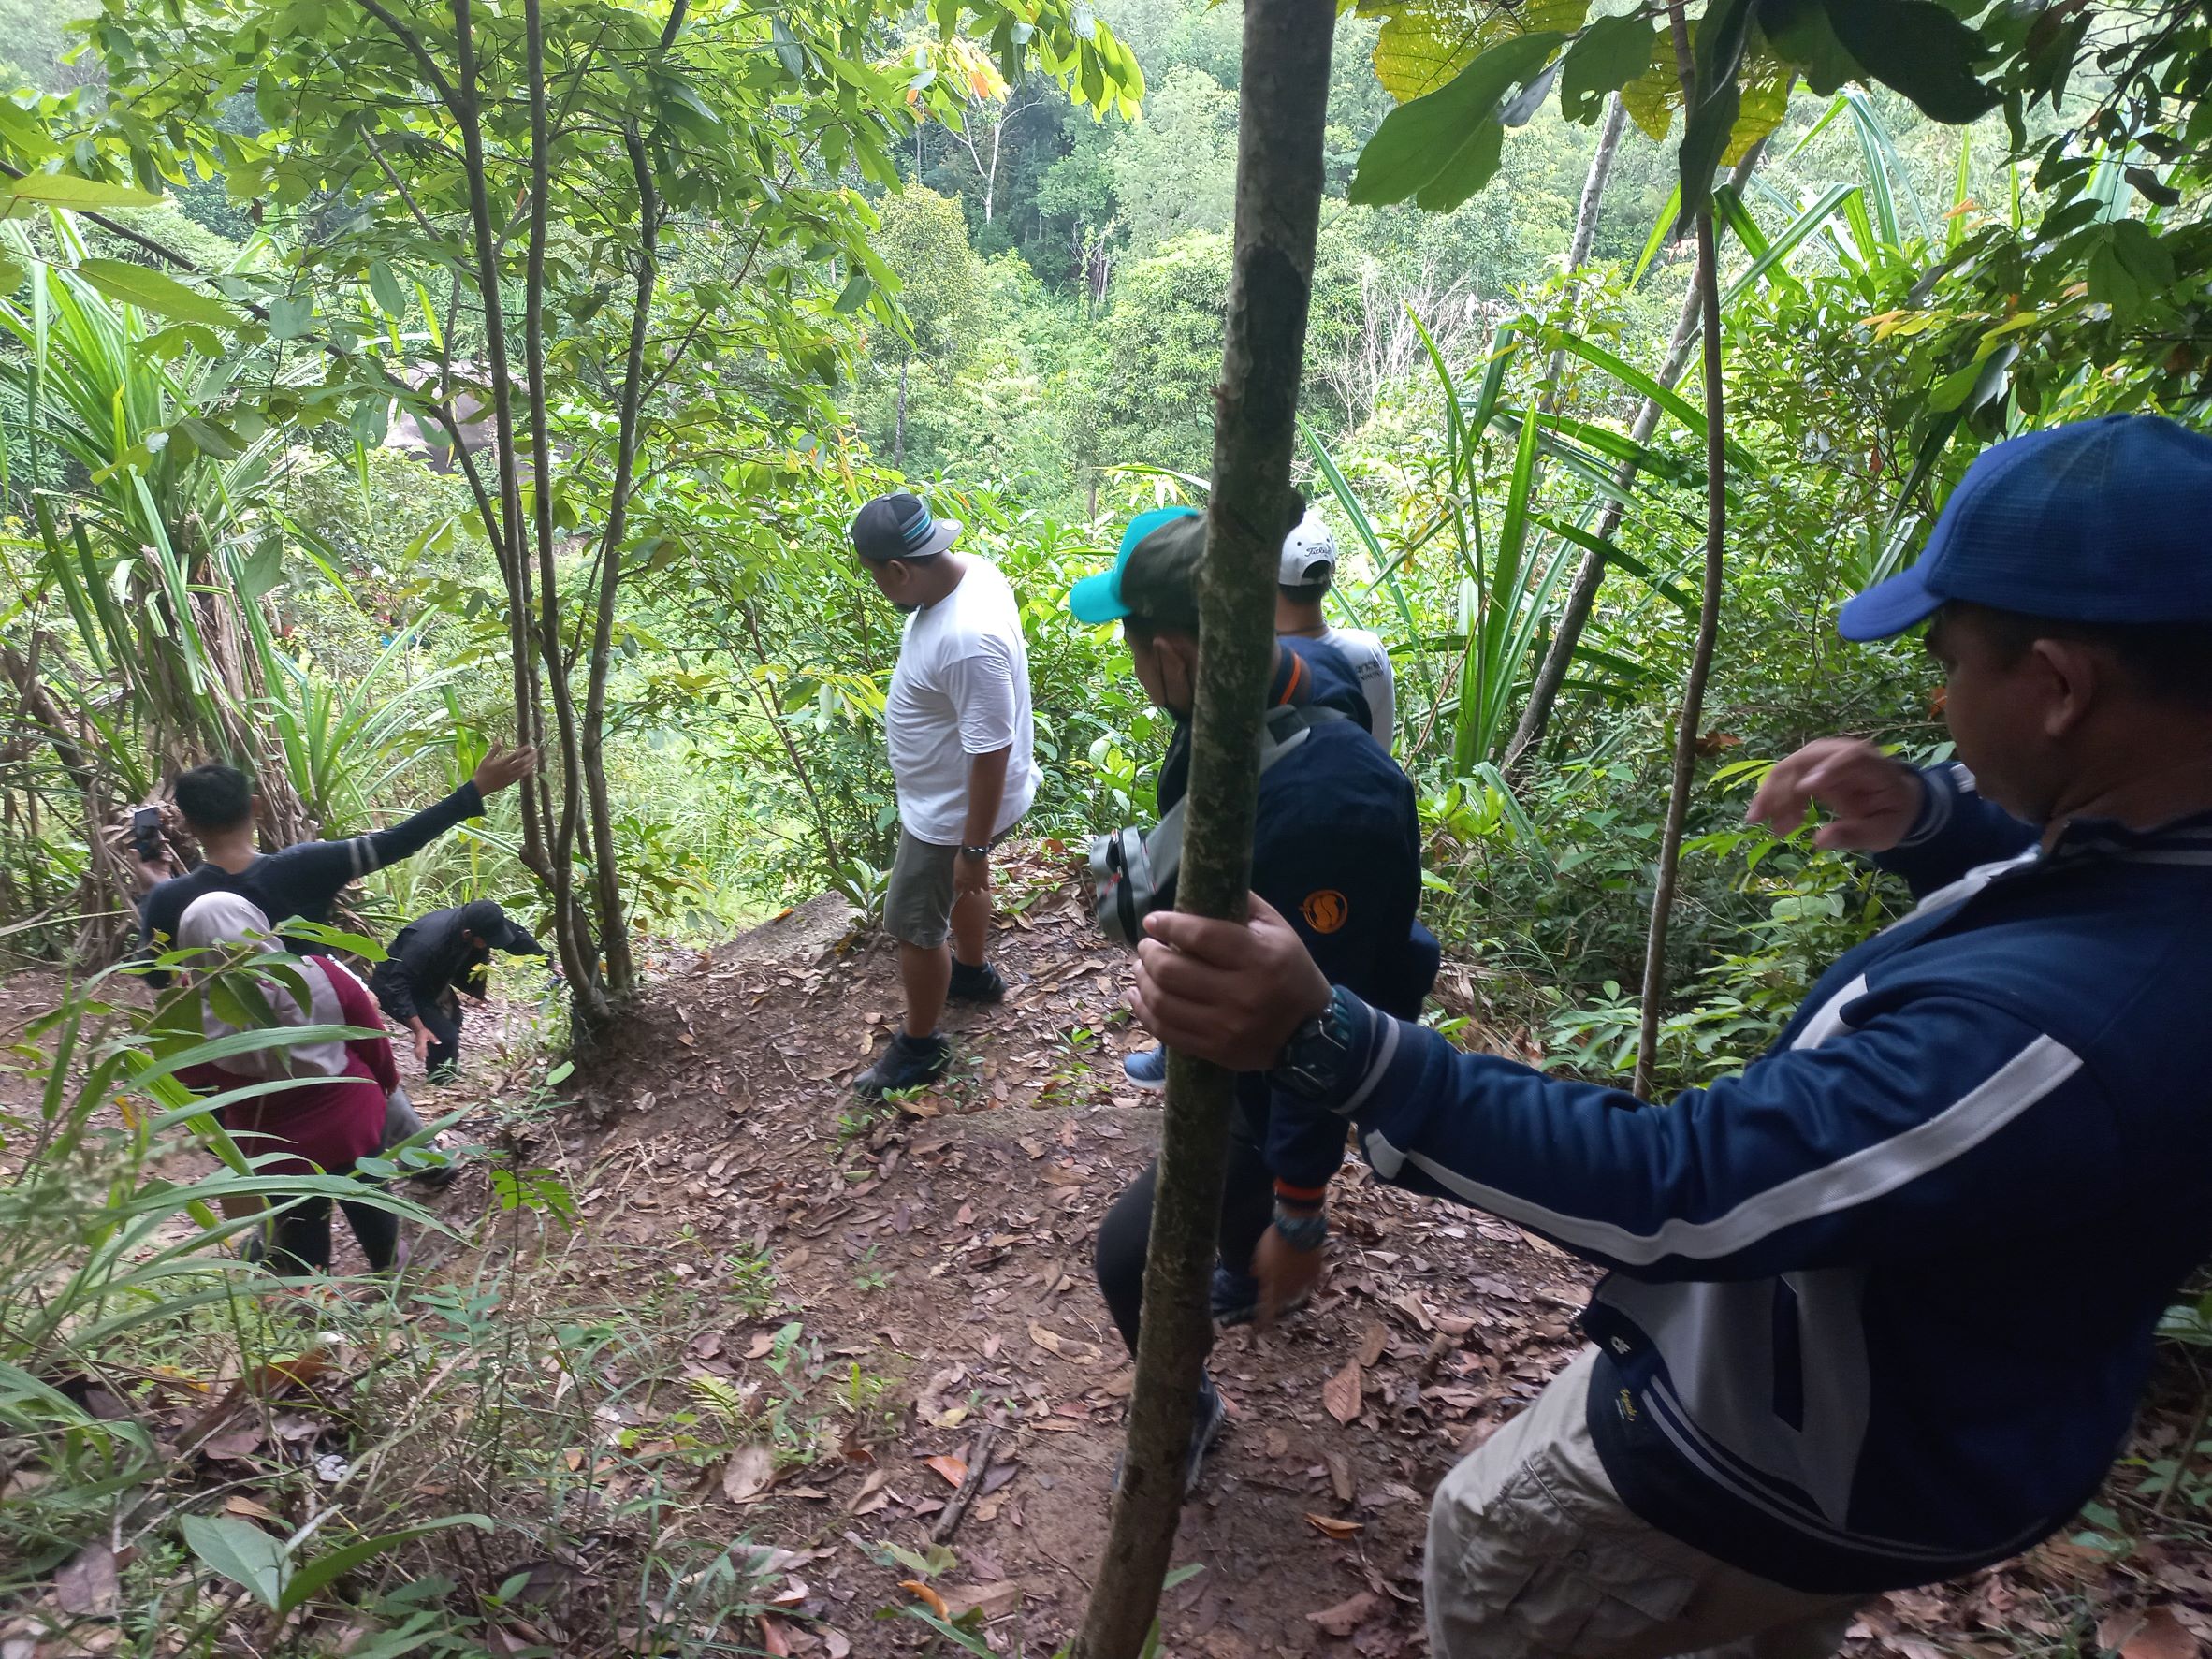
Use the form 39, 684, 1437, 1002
884, 829, 960, 948
1425, 1348, 1862, 1659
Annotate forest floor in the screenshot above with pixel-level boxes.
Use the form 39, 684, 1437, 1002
411, 843, 2212, 1657
7, 843, 2212, 1657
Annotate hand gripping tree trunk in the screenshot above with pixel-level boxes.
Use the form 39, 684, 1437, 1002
1070, 7, 1335, 1658
1634, 3, 1730, 1099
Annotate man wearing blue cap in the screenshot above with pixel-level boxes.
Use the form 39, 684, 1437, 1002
1116, 414, 2212, 1656
1070, 502, 1436, 1493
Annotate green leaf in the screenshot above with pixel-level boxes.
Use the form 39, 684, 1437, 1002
831, 270, 871, 314
367, 259, 406, 319
1348, 32, 1565, 209
180, 1514, 287, 1609
1759, 0, 1857, 95
1, 172, 163, 212
73, 259, 239, 328
1822, 0, 1997, 124
269, 295, 313, 339
1561, 16, 1660, 123
238, 537, 284, 602
277, 1516, 492, 1614
1675, 0, 1754, 225
1723, 183, 1860, 302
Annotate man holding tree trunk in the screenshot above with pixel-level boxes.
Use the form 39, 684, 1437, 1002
1121, 415, 2212, 1658
1070, 503, 1435, 1492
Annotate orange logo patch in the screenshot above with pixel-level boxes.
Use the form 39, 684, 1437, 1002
1301, 890, 1348, 933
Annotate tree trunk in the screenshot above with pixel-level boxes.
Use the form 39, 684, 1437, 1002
1069, 5, 1334, 1657
521, 0, 617, 1027
577, 119, 661, 1001
444, 0, 550, 889
1634, 3, 1730, 1099
895, 356, 908, 471
1502, 136, 1766, 770
1543, 92, 1627, 400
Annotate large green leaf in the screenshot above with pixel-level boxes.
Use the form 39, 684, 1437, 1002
1, 173, 163, 213
1822, 0, 1996, 124
1759, 0, 1857, 95
1560, 15, 1660, 123
181, 1515, 287, 1609
1349, 31, 1565, 208
74, 259, 239, 329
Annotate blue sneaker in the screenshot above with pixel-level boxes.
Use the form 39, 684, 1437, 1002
1124, 1045, 1167, 1091
1113, 1372, 1230, 1497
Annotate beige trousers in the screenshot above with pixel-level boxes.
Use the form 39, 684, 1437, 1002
1426, 1349, 1865, 1659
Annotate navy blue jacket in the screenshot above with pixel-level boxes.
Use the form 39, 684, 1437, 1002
1288, 763, 2212, 1593
139, 781, 488, 984
1157, 635, 1432, 1194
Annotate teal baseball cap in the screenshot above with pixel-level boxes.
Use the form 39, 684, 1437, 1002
1068, 506, 1203, 627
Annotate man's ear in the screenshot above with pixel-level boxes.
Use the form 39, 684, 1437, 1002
2031, 638, 2103, 739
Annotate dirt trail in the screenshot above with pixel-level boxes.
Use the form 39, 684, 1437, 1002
511, 849, 1594, 1656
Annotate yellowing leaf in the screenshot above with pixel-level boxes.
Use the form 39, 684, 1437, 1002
1304, 1512, 1365, 1539
1371, 0, 1592, 103
924, 1454, 968, 1488
900, 1580, 951, 1621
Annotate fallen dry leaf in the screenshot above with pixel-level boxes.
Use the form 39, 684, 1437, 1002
756, 1612, 794, 1657
901, 1580, 951, 1620
1263, 1428, 1290, 1460
53, 1542, 118, 1617
823, 1633, 851, 1659
2124, 1608, 2201, 1659
1327, 1451, 1354, 1505
223, 1495, 282, 1521
940, 1579, 1023, 1621
1357, 1321, 1390, 1369
1304, 1512, 1364, 1540
1323, 1359, 1362, 1426
745, 1332, 778, 1361
1028, 1323, 1103, 1364
722, 1445, 776, 1505
1307, 1591, 1381, 1637
924, 1454, 968, 1489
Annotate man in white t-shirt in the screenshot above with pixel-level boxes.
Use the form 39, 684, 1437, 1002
1276, 508, 1396, 750
848, 491, 1040, 1098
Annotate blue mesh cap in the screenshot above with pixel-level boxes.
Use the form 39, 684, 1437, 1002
1838, 414, 2212, 641
1068, 505, 1204, 626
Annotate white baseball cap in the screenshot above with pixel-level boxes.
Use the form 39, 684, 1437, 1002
1279, 509, 1336, 585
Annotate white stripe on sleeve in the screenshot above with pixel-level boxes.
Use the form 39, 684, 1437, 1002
1365, 1034, 2082, 1267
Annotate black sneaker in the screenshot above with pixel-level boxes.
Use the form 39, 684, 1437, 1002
854, 1031, 952, 1099
947, 959, 1006, 1003
1212, 1262, 1312, 1328
1112, 1372, 1230, 1497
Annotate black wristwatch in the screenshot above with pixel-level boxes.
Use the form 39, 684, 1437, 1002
959, 843, 991, 862
1270, 985, 1360, 1102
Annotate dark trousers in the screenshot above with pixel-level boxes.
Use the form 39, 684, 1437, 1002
420, 997, 462, 1083
271, 1168, 399, 1274
1094, 1105, 1274, 1357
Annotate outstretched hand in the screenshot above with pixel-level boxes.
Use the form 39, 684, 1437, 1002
1744, 737, 1926, 852
1128, 893, 1332, 1073
472, 744, 538, 796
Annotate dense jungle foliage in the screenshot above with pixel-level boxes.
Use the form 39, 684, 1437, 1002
4, 0, 2212, 1651
0, 0, 2205, 1074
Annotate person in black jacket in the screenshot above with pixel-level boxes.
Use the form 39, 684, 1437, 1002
370, 900, 549, 1082
1067, 504, 1437, 1493
138, 745, 536, 981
